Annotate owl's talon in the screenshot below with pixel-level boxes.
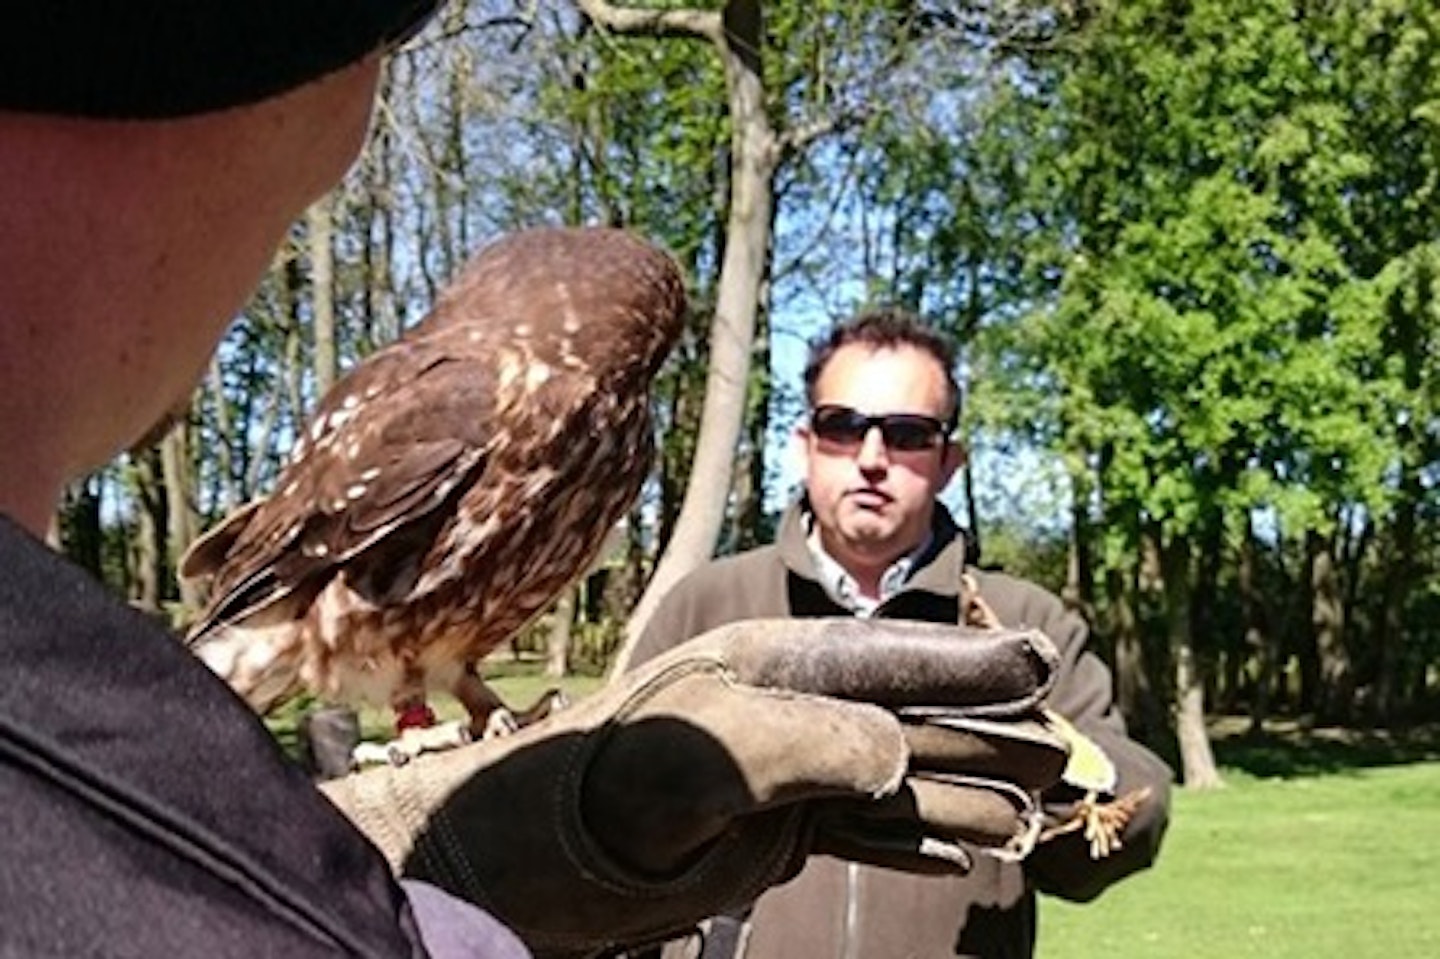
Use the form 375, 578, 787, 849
480, 708, 520, 740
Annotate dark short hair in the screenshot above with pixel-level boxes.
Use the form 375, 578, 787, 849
803, 308, 960, 424
0, 1, 440, 119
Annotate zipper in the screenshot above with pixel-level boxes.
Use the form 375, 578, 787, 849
842, 861, 860, 959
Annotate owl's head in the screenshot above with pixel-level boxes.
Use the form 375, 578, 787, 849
425, 226, 687, 383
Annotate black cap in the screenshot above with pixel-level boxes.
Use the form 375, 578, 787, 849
0, 1, 442, 119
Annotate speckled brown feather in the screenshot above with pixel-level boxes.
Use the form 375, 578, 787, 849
181, 227, 685, 714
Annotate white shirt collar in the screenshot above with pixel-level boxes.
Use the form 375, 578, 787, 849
804, 514, 934, 617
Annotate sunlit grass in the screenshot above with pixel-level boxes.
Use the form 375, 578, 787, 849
1041, 728, 1440, 959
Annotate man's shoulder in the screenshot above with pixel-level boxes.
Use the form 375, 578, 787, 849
661, 544, 790, 615
0, 517, 418, 956
634, 545, 792, 666
681, 543, 786, 587
970, 566, 1061, 603
969, 567, 1075, 635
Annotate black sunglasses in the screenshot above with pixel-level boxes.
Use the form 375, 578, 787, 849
810, 404, 951, 452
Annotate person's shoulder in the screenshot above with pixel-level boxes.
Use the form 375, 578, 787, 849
673, 543, 784, 593
970, 566, 1061, 604
638, 544, 788, 658
969, 567, 1073, 630
0, 520, 418, 956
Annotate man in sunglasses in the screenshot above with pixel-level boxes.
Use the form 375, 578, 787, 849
629, 309, 1173, 959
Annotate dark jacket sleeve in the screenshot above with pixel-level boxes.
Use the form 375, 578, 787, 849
976, 570, 1173, 902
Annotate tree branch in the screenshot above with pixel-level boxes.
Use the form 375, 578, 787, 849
574, 0, 722, 44
777, 114, 845, 158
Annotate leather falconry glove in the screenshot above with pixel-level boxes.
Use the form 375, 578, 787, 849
322, 618, 1068, 959
958, 573, 1156, 859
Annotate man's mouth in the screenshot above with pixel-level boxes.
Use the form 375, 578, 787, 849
846, 488, 892, 510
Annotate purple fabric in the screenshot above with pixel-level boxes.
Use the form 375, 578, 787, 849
403, 879, 532, 959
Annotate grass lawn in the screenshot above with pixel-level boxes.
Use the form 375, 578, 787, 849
1040, 722, 1440, 959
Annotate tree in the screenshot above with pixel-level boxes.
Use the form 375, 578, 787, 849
56, 0, 1440, 730
971, 0, 1440, 778
568, 1, 781, 666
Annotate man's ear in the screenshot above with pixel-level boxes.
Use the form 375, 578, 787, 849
940, 441, 966, 485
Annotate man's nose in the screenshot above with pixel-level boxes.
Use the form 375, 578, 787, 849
855, 425, 890, 469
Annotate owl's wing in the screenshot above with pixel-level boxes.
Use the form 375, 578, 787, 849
183, 331, 498, 639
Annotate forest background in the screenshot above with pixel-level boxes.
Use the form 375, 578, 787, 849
50, 0, 1440, 789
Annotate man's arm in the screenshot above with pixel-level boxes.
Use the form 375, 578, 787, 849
976, 571, 1173, 901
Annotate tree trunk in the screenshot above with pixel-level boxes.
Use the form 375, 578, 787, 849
731, 297, 772, 552
546, 586, 575, 679
56, 478, 105, 579
128, 448, 169, 614
308, 198, 339, 397
443, 0, 470, 268
652, 353, 702, 560
1376, 470, 1418, 724
960, 455, 982, 564
161, 418, 205, 618
1268, 521, 1300, 714
1106, 560, 1164, 742
1161, 535, 1222, 789
358, 99, 400, 355
205, 358, 244, 515
601, 506, 651, 666
1137, 523, 1172, 721
1063, 454, 1097, 624
606, 0, 781, 672
1191, 511, 1224, 709
303, 193, 360, 731
1239, 514, 1275, 735
1309, 529, 1352, 722
283, 255, 309, 428
1293, 531, 1323, 716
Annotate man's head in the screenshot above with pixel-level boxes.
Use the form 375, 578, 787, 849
798, 309, 963, 590
0, 4, 441, 533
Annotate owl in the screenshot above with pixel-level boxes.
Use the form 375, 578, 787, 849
181, 226, 685, 748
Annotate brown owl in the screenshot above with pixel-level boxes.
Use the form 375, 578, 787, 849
181, 226, 685, 748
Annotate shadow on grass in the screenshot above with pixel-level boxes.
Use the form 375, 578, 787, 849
1207, 716, 1440, 778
